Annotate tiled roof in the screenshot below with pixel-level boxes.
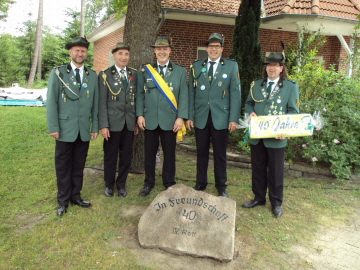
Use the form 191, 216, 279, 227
162, 0, 360, 20
161, 0, 240, 15
265, 0, 360, 20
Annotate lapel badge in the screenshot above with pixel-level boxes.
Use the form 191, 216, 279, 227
202, 61, 206, 66
85, 70, 89, 75
277, 96, 281, 103
201, 68, 206, 73
82, 83, 88, 89
222, 74, 228, 79
67, 69, 70, 73
114, 82, 118, 85
200, 85, 206, 90
141, 68, 145, 72
128, 70, 132, 75
218, 81, 222, 87
169, 67, 173, 71
112, 69, 115, 73
73, 82, 77, 85
221, 61, 224, 65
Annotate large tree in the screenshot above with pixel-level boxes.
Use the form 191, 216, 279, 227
231, 0, 262, 108
120, 0, 161, 172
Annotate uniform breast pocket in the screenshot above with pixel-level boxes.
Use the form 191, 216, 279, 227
58, 113, 69, 120
146, 79, 157, 89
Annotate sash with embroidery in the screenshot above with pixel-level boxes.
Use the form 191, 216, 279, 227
143, 64, 186, 141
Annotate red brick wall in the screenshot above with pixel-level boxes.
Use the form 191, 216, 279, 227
93, 28, 124, 72
92, 19, 350, 74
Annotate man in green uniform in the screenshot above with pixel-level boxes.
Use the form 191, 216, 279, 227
242, 52, 300, 217
186, 33, 241, 198
47, 37, 99, 216
99, 42, 138, 198
136, 37, 188, 197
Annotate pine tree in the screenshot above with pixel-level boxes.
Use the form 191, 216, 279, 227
231, 0, 262, 109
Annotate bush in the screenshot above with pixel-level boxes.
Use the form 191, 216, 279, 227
288, 61, 360, 180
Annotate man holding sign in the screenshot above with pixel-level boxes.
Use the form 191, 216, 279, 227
136, 37, 188, 196
242, 52, 300, 217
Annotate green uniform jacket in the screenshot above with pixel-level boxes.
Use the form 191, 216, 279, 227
245, 78, 300, 148
189, 58, 241, 130
98, 65, 137, 131
136, 62, 188, 130
46, 63, 99, 142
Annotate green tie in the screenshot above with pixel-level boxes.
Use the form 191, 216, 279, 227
75, 68, 81, 89
159, 65, 165, 78
120, 69, 128, 90
267, 81, 274, 98
208, 61, 215, 82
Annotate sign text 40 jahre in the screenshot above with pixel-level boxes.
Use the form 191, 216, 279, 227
250, 114, 314, 138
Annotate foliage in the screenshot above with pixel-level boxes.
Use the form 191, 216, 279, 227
288, 61, 360, 180
0, 0, 14, 21
231, 0, 262, 108
112, 0, 128, 17
286, 26, 327, 72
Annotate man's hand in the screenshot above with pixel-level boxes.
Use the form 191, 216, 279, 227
91, 132, 98, 140
173, 118, 184, 132
101, 128, 110, 141
137, 116, 146, 131
186, 120, 194, 131
275, 135, 289, 140
228, 122, 238, 133
49, 132, 59, 139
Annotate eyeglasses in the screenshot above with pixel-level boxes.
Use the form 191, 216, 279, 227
207, 45, 222, 49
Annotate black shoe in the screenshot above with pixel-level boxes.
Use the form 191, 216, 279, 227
218, 191, 229, 198
57, 205, 67, 216
242, 200, 266, 208
139, 186, 152, 197
194, 185, 206, 191
118, 188, 127, 197
105, 187, 113, 197
272, 206, 283, 218
70, 199, 92, 208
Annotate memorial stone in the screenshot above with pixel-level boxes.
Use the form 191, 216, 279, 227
138, 184, 236, 262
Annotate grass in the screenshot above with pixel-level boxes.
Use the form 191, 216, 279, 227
0, 106, 359, 269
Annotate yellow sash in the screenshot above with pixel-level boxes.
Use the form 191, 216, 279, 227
144, 64, 186, 141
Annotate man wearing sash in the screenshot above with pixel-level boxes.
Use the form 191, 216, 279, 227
187, 33, 241, 198
99, 42, 138, 198
136, 37, 188, 196
47, 37, 99, 216
242, 52, 300, 217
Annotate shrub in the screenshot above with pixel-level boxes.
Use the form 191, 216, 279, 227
288, 61, 360, 180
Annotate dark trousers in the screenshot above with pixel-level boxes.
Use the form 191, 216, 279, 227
250, 139, 285, 207
55, 134, 90, 206
103, 125, 134, 190
144, 127, 176, 188
195, 114, 229, 192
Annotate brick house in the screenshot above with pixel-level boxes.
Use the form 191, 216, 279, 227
87, 0, 360, 74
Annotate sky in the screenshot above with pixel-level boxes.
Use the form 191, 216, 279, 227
0, 0, 81, 35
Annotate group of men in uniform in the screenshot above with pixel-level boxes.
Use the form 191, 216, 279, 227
47, 33, 299, 218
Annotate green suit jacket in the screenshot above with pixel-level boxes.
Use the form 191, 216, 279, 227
245, 78, 300, 148
98, 65, 137, 131
136, 61, 188, 130
189, 58, 241, 130
46, 63, 99, 142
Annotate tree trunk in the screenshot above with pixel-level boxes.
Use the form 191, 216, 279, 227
27, 0, 43, 88
36, 32, 42, 80
124, 0, 161, 173
80, 0, 86, 37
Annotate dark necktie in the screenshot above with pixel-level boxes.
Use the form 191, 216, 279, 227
120, 69, 128, 89
159, 65, 166, 78
267, 81, 274, 98
208, 61, 215, 82
75, 68, 81, 89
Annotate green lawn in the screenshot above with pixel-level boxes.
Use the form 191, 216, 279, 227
0, 106, 359, 269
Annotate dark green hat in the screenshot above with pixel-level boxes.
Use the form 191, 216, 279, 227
112, 42, 130, 53
151, 37, 172, 48
205, 33, 224, 46
263, 52, 285, 64
65, 36, 90, 50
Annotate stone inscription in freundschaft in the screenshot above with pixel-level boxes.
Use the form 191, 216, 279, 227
138, 184, 236, 262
